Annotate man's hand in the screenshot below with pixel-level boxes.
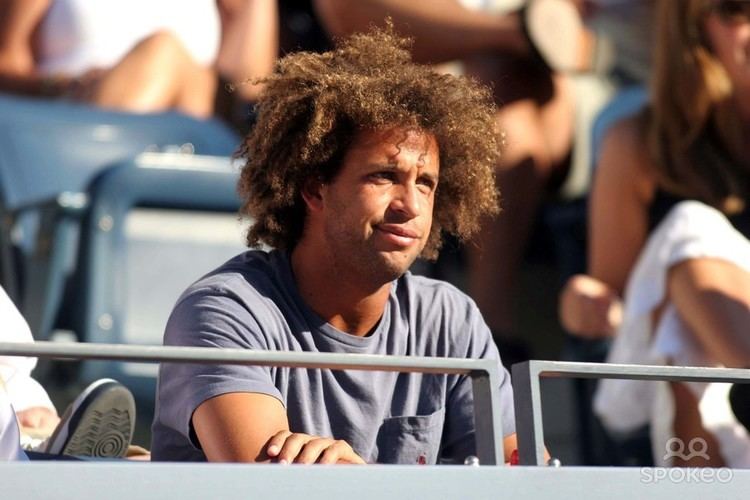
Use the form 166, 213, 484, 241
266, 430, 366, 464
193, 392, 367, 464
559, 274, 622, 338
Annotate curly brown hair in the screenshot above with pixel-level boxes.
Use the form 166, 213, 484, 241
237, 25, 500, 260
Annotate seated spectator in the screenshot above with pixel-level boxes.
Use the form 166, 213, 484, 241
0, 386, 26, 461
0, 285, 136, 459
151, 25, 518, 464
214, 0, 278, 129
0, 0, 276, 121
1, 377, 136, 461
313, 0, 654, 362
559, 0, 750, 467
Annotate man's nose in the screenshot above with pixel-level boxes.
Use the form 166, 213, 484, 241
390, 183, 420, 219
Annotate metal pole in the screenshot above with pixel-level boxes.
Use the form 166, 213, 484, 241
470, 366, 505, 465
512, 360, 750, 466
512, 362, 545, 465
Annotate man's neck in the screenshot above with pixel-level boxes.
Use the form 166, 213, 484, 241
290, 244, 392, 337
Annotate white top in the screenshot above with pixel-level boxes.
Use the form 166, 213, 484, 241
0, 286, 55, 413
36, 0, 221, 76
594, 200, 750, 467
0, 389, 26, 461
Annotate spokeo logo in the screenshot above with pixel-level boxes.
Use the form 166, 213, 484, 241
639, 437, 734, 484
663, 437, 709, 462
640, 467, 734, 484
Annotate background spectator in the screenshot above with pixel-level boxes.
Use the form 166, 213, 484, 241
313, 0, 654, 364
0, 0, 278, 124
560, 0, 750, 467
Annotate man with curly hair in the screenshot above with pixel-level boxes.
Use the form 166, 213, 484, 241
152, 26, 517, 464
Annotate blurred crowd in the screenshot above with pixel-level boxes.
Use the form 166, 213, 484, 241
1, 0, 749, 467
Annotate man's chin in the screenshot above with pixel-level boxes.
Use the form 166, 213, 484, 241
374, 250, 419, 280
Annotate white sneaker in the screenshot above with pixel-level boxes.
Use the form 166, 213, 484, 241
43, 379, 135, 458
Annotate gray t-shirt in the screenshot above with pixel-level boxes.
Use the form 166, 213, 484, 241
151, 250, 515, 463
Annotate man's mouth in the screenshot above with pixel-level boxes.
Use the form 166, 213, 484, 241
374, 224, 420, 247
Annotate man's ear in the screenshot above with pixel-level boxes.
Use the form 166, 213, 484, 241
300, 177, 325, 212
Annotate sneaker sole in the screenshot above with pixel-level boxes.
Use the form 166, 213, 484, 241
46, 379, 135, 458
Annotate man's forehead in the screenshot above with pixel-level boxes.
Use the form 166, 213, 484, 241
350, 126, 439, 157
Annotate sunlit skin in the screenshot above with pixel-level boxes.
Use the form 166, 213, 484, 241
705, 10, 750, 117
292, 126, 439, 336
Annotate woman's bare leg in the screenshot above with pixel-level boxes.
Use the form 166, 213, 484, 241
668, 381, 725, 467
665, 257, 750, 466
215, 0, 278, 102
89, 31, 216, 118
314, 0, 530, 64
464, 56, 574, 339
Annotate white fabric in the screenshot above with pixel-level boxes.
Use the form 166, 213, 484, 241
457, 0, 525, 14
0, 387, 27, 461
37, 0, 221, 76
594, 200, 750, 467
0, 287, 55, 413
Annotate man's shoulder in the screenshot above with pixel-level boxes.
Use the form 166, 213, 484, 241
176, 249, 286, 306
165, 249, 297, 346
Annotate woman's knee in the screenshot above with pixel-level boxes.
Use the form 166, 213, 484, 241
668, 257, 750, 367
132, 30, 196, 69
494, 104, 557, 177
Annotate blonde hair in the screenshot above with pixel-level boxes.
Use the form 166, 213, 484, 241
648, 0, 748, 212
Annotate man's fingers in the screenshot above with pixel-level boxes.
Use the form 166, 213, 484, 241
335, 445, 367, 464
295, 437, 335, 464
266, 430, 293, 457
266, 432, 364, 465
276, 433, 315, 464
316, 440, 364, 464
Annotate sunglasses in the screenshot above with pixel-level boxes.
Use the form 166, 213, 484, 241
712, 0, 750, 23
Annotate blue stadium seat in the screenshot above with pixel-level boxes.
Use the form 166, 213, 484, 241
0, 93, 241, 341
75, 153, 247, 399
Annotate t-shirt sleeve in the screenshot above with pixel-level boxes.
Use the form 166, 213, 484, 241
440, 299, 515, 461
156, 285, 284, 451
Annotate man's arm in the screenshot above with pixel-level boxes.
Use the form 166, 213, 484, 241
192, 392, 366, 464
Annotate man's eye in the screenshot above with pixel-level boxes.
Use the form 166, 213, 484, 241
370, 172, 395, 182
417, 178, 436, 193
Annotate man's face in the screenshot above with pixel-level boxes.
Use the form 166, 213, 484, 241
315, 126, 439, 285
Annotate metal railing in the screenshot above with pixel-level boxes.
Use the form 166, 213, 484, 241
0, 340, 506, 465
512, 361, 750, 465
4, 342, 749, 468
